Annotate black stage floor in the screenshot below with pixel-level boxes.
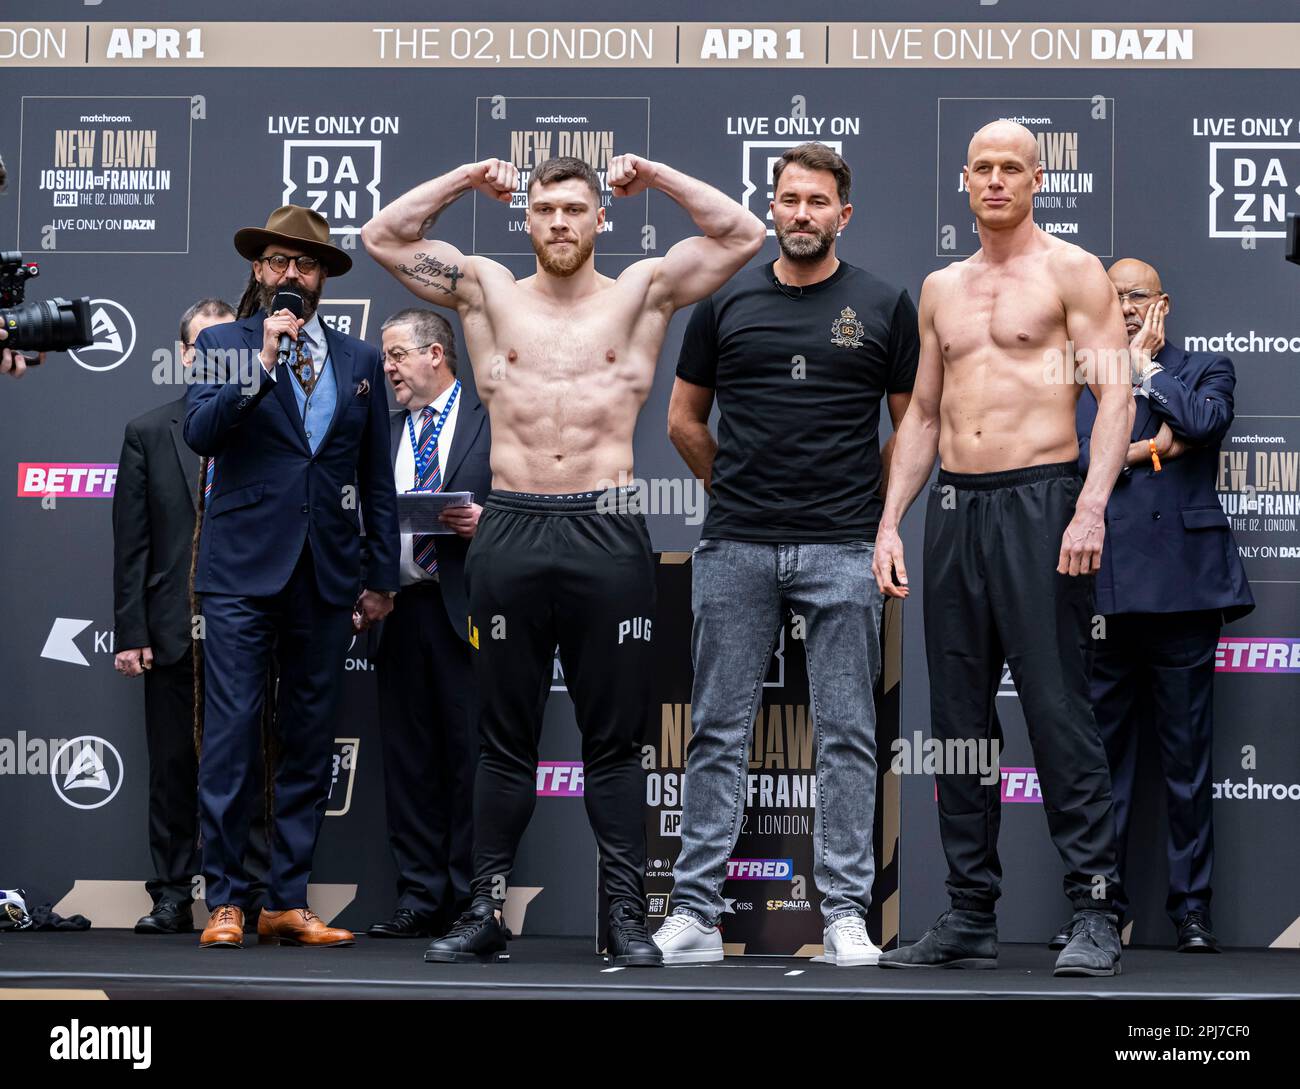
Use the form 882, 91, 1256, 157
2, 932, 1297, 999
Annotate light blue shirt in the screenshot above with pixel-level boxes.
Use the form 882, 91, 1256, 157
287, 313, 336, 454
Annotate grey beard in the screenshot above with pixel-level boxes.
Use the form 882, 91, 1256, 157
776, 223, 835, 263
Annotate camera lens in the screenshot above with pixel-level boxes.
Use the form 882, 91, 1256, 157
0, 297, 93, 352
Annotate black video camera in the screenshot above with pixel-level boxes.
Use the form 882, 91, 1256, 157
1288, 214, 1300, 266
0, 252, 94, 356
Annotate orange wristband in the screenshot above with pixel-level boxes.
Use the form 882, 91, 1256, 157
1149, 439, 1162, 472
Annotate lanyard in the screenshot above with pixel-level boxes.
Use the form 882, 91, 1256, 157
405, 379, 461, 487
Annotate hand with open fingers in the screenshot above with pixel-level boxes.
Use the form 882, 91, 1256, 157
1129, 297, 1167, 376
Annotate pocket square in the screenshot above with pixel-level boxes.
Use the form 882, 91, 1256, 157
356, 379, 370, 397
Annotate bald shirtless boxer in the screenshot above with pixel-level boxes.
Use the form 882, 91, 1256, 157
872, 122, 1134, 977
363, 154, 764, 966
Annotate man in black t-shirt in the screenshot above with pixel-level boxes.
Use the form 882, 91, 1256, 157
653, 143, 918, 966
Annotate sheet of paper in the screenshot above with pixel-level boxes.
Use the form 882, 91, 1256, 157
397, 491, 474, 534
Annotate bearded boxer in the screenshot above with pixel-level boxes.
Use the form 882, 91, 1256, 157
873, 121, 1133, 977
363, 155, 764, 966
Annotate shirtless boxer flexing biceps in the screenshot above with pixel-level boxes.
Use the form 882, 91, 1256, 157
363, 154, 764, 966
872, 122, 1135, 977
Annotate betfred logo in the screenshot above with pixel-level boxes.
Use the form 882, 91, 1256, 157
1001, 767, 1042, 804
726, 858, 792, 881
536, 761, 584, 797
1215, 638, 1300, 673
18, 464, 117, 498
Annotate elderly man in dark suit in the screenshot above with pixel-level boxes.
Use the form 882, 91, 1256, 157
1068, 258, 1254, 954
366, 308, 493, 940
185, 206, 399, 948
113, 298, 235, 934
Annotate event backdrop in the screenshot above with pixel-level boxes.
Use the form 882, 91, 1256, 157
1, 0, 1297, 949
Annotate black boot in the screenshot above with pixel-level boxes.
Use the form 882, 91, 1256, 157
134, 899, 194, 935
605, 902, 663, 967
878, 910, 998, 969
1054, 910, 1122, 976
423, 903, 509, 964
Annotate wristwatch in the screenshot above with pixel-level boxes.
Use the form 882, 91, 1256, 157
1135, 360, 1164, 384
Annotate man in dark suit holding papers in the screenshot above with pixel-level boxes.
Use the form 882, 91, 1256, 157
367, 308, 493, 940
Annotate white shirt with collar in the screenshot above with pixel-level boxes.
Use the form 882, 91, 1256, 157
395, 380, 460, 587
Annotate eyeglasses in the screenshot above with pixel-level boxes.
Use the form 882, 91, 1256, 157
1116, 289, 1162, 305
260, 253, 321, 275
382, 342, 434, 365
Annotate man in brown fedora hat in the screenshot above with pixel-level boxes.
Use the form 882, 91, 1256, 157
185, 205, 400, 948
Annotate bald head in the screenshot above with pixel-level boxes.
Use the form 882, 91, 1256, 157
1108, 258, 1169, 336
1107, 258, 1163, 294
967, 120, 1039, 170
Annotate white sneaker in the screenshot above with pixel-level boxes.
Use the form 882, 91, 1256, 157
652, 913, 724, 964
823, 915, 882, 966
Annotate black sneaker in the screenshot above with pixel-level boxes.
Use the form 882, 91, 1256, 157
1054, 910, 1122, 976
877, 910, 998, 969
1176, 910, 1221, 954
423, 903, 509, 964
605, 902, 663, 967
134, 899, 194, 935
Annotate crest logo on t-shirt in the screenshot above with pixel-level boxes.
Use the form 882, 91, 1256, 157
830, 305, 864, 348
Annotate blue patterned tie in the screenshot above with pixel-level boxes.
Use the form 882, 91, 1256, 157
412, 405, 442, 575
294, 338, 317, 398
204, 457, 214, 502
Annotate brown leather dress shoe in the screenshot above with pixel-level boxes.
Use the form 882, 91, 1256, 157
200, 904, 245, 948
257, 908, 355, 947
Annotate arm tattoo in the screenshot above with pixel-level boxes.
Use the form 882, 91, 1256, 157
395, 251, 464, 295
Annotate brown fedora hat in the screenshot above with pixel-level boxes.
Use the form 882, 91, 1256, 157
233, 205, 352, 277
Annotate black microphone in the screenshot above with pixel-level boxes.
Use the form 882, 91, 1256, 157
271, 289, 305, 365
